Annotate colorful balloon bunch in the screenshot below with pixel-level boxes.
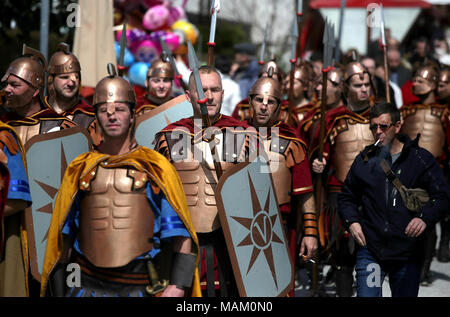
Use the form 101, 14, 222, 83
114, 0, 199, 87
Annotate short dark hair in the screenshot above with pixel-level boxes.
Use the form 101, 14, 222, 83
370, 102, 400, 123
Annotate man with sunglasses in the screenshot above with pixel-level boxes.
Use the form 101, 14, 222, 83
399, 63, 450, 285
338, 102, 450, 297
309, 61, 374, 297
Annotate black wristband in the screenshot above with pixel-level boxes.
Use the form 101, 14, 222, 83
170, 252, 196, 290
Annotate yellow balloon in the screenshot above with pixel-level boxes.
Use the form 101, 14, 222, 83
171, 20, 198, 45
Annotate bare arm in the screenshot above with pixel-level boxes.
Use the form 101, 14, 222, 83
4, 199, 27, 217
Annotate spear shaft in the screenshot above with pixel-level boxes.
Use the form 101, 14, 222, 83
188, 41, 223, 179
380, 5, 391, 103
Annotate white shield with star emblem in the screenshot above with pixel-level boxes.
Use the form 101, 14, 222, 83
215, 156, 293, 297
24, 126, 92, 281
135, 94, 193, 149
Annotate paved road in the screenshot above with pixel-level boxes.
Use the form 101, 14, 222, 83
295, 226, 450, 297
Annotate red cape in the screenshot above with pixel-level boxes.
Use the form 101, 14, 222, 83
44, 96, 94, 116
161, 114, 251, 135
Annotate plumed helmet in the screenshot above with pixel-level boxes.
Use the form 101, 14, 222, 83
93, 64, 136, 108
344, 61, 369, 82
48, 43, 81, 75
258, 60, 283, 82
250, 66, 283, 103
146, 54, 174, 79
1, 44, 47, 89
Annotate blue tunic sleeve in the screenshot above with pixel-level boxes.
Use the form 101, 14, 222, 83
4, 140, 32, 204
146, 183, 190, 240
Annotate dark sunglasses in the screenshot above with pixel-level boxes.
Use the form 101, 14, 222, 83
369, 123, 394, 132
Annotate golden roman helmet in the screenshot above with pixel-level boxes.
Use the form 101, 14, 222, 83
250, 67, 283, 104
1, 44, 47, 89
412, 63, 439, 96
258, 60, 283, 82
146, 54, 174, 79
48, 43, 81, 75
344, 61, 369, 82
328, 67, 344, 85
93, 64, 136, 108
415, 64, 439, 84
439, 67, 450, 83
293, 62, 313, 85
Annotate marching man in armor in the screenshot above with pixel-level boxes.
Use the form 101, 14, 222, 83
154, 65, 258, 297
283, 61, 317, 125
0, 122, 32, 297
40, 65, 200, 297
231, 60, 284, 122
299, 67, 345, 148
245, 69, 318, 296
399, 63, 450, 285
311, 61, 375, 296
136, 55, 175, 116
436, 67, 450, 263
1, 45, 75, 296
45, 43, 100, 144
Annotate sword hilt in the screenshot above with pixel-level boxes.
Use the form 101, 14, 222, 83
144, 255, 169, 296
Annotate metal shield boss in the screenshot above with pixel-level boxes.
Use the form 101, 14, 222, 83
216, 156, 293, 297
135, 94, 193, 149
25, 126, 92, 281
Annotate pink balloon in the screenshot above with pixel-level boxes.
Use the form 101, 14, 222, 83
142, 5, 169, 31
115, 28, 146, 45
163, 32, 180, 51
167, 6, 186, 26
132, 40, 161, 63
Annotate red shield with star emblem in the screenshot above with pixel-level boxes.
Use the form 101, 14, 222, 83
24, 126, 92, 281
215, 156, 294, 297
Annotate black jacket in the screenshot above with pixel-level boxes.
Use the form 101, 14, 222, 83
338, 134, 450, 261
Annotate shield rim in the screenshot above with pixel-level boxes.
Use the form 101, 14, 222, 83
25, 126, 92, 281
135, 93, 189, 127
215, 158, 294, 297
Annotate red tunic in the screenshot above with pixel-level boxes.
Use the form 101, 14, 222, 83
230, 97, 251, 122
136, 94, 158, 115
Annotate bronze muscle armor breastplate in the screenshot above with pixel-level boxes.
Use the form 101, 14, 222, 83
13, 124, 41, 145
79, 165, 154, 268
173, 158, 234, 233
263, 138, 292, 205
401, 107, 445, 158
170, 133, 236, 233
333, 120, 374, 183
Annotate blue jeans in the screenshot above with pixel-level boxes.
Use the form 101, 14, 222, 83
355, 246, 423, 297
